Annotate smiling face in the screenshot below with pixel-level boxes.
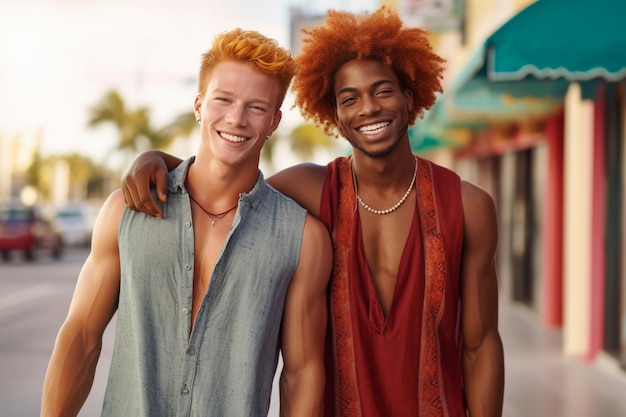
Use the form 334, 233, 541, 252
333, 59, 413, 158
194, 60, 282, 167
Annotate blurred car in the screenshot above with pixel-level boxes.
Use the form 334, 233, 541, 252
53, 204, 96, 247
0, 203, 64, 261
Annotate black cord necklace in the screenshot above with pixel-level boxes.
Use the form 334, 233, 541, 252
188, 192, 238, 227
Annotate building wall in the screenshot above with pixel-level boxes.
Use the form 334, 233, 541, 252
385, 0, 626, 364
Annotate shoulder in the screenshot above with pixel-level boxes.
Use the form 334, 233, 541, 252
93, 189, 127, 232
460, 180, 498, 252
297, 213, 332, 285
460, 180, 496, 217
267, 162, 329, 216
98, 189, 127, 223
302, 212, 331, 244
89, 189, 127, 256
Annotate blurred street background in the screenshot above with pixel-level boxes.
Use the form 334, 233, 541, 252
2, 0, 626, 415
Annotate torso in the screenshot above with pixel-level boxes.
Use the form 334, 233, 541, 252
319, 155, 467, 416
190, 209, 236, 328
357, 190, 416, 316
112, 159, 309, 416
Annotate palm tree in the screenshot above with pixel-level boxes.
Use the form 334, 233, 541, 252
88, 90, 197, 162
88, 90, 150, 155
158, 111, 198, 148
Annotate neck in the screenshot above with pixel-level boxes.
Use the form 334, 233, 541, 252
351, 151, 417, 188
185, 159, 256, 211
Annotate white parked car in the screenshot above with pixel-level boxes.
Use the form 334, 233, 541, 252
54, 204, 97, 247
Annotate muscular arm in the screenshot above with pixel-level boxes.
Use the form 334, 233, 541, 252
460, 181, 505, 417
267, 164, 327, 218
121, 150, 328, 218
41, 191, 125, 417
279, 214, 333, 417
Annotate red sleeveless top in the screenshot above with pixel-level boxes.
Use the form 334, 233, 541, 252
319, 156, 466, 416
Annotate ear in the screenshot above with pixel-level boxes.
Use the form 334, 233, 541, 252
268, 110, 282, 136
194, 94, 202, 118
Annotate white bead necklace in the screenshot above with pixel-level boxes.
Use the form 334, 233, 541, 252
351, 155, 418, 215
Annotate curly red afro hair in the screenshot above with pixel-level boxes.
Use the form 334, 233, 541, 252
292, 6, 445, 136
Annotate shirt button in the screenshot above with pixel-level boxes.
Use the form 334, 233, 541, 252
184, 264, 191, 271
182, 388, 190, 395
182, 307, 189, 315
186, 348, 196, 356
185, 221, 191, 227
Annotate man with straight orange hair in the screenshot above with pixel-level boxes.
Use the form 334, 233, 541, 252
41, 28, 332, 417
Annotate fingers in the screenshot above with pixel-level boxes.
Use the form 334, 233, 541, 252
120, 166, 164, 219
154, 169, 169, 204
139, 183, 164, 219
122, 180, 159, 219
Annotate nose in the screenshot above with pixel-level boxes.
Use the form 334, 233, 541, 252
225, 103, 246, 126
359, 94, 382, 116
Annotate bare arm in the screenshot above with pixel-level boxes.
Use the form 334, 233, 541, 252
279, 214, 333, 416
267, 164, 327, 218
460, 181, 505, 417
121, 152, 328, 219
121, 150, 183, 218
41, 190, 126, 417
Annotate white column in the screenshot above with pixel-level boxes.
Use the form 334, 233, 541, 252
52, 160, 70, 208
562, 82, 594, 357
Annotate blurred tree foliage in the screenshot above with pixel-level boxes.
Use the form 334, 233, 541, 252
288, 123, 336, 159
32, 153, 114, 202
88, 89, 197, 161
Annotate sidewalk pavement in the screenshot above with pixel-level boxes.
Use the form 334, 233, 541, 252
500, 301, 626, 417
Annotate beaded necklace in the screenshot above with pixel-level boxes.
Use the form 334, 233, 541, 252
351, 155, 417, 215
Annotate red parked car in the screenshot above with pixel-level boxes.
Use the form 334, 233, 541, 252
0, 203, 64, 262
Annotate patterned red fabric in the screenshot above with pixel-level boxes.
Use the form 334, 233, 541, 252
319, 156, 466, 416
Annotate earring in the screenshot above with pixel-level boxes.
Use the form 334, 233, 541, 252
196, 118, 201, 125
265, 136, 270, 140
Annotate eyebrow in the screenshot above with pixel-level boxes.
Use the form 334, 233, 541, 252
335, 79, 396, 97
213, 88, 273, 107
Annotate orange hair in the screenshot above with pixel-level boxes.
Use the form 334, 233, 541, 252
199, 29, 296, 110
292, 6, 445, 135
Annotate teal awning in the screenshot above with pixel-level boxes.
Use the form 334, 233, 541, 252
452, 0, 626, 100
486, 0, 626, 82
410, 96, 476, 152
412, 0, 626, 151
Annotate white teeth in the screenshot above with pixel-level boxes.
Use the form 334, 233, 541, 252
359, 121, 390, 134
220, 132, 248, 143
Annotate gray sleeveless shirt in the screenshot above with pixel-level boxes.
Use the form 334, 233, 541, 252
102, 157, 307, 417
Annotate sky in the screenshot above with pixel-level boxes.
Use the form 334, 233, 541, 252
0, 0, 378, 169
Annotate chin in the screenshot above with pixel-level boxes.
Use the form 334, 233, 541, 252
351, 139, 401, 159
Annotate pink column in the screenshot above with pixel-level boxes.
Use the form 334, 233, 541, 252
541, 110, 565, 328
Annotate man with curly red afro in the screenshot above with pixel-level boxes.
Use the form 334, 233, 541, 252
292, 6, 444, 138
285, 8, 504, 416
121, 6, 504, 417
